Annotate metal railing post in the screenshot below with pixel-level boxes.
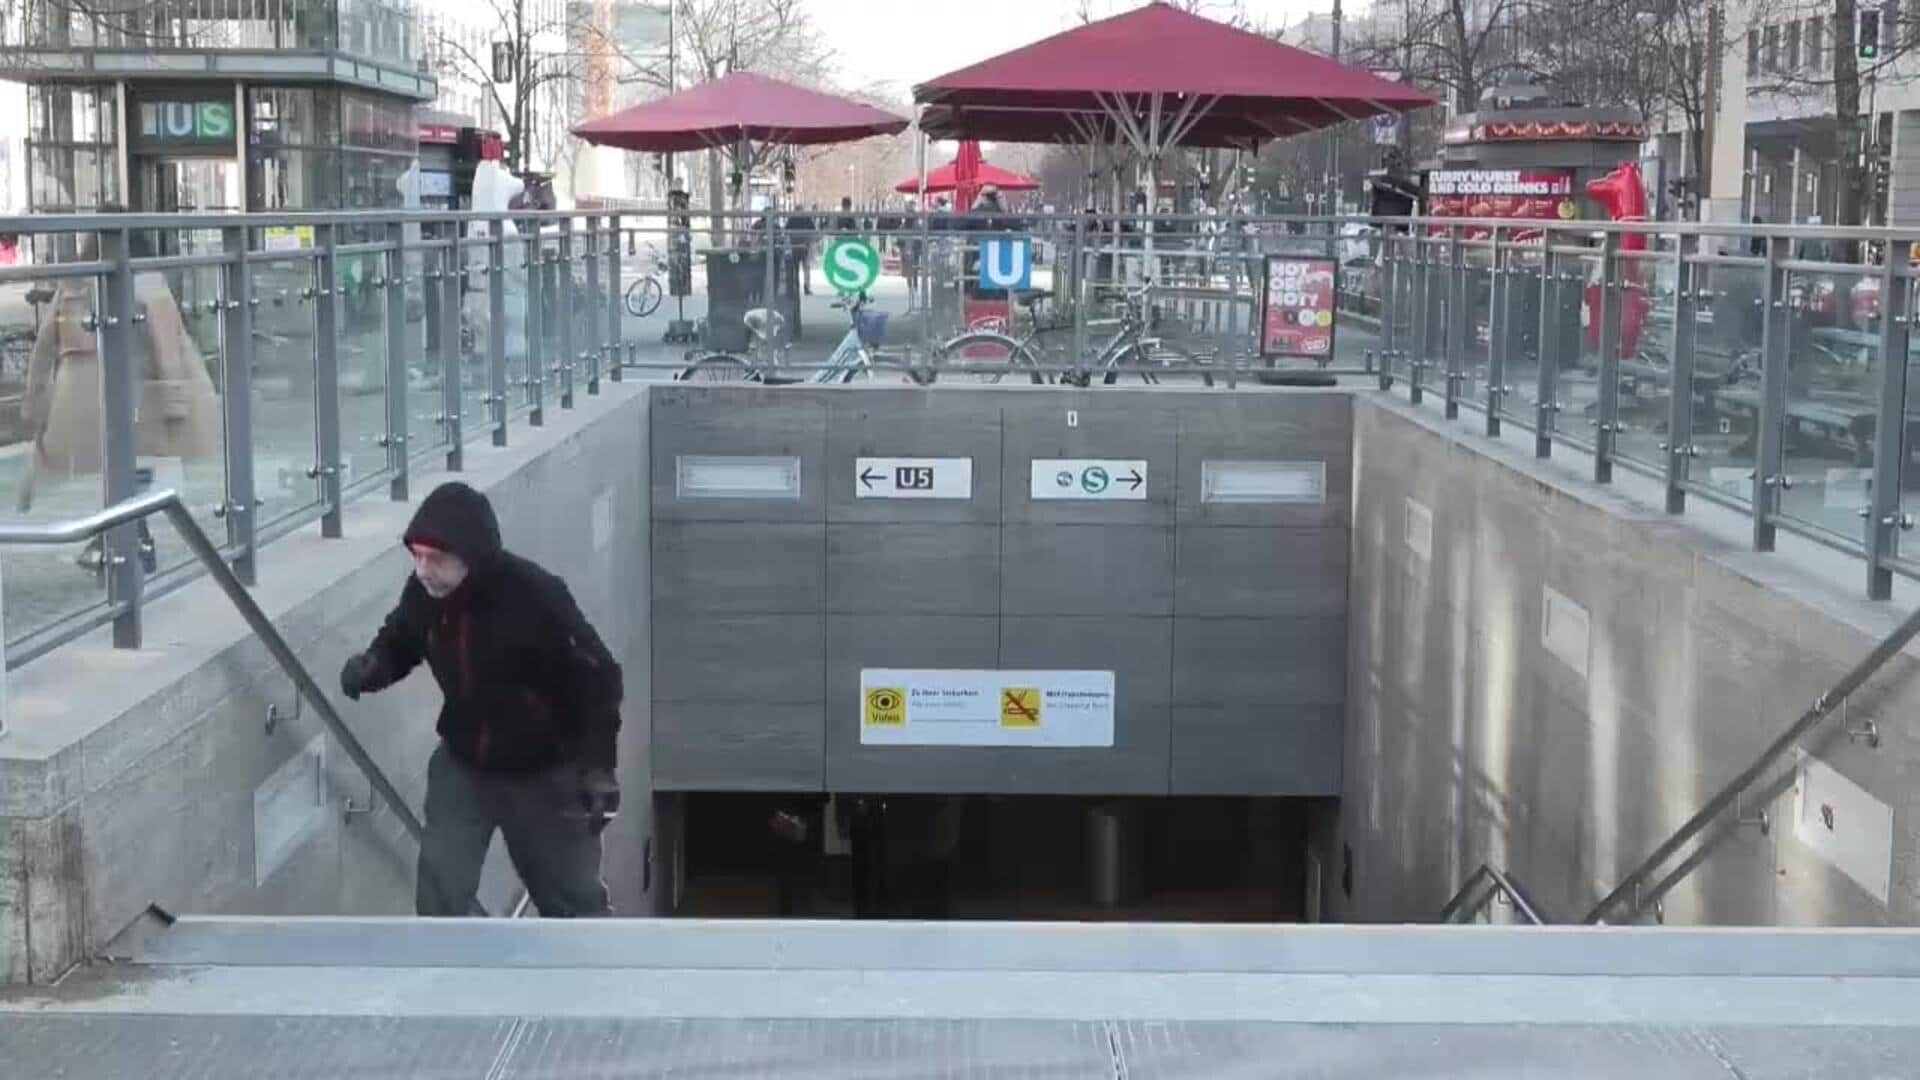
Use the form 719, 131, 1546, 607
1594, 231, 1622, 484
384, 221, 409, 501
98, 226, 143, 646
558, 217, 576, 409
1486, 228, 1508, 436
1378, 233, 1398, 391
1754, 236, 1789, 552
1663, 235, 1700, 515
1408, 239, 1428, 404
313, 223, 344, 539
584, 214, 602, 395
1444, 226, 1465, 420
219, 224, 258, 586
488, 226, 508, 448
1867, 258, 1912, 600
382, 224, 408, 503
1071, 214, 1087, 377
526, 230, 545, 427
438, 224, 463, 470
606, 211, 622, 386
1534, 244, 1561, 458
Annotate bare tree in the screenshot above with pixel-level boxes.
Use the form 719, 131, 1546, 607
1745, 0, 1920, 236
426, 0, 596, 176
600, 0, 831, 241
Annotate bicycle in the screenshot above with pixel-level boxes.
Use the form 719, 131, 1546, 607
623, 241, 666, 319
678, 292, 930, 385
937, 281, 1210, 387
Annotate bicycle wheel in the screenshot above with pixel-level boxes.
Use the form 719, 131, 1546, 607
626, 276, 664, 319
1104, 340, 1212, 387
679, 353, 759, 382
933, 332, 1047, 385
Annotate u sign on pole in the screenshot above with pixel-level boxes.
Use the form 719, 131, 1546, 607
980, 235, 1032, 292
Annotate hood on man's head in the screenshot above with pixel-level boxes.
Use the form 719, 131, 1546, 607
403, 482, 502, 567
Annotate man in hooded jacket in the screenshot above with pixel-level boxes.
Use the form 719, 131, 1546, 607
339, 481, 623, 917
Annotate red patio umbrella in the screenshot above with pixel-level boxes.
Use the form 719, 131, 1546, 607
913, 2, 1434, 149
574, 71, 909, 153
893, 156, 1040, 198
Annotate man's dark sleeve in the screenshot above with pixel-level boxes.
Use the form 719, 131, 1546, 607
536, 574, 624, 771
363, 581, 429, 693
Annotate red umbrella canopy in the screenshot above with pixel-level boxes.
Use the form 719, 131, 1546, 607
913, 2, 1434, 148
575, 71, 910, 153
894, 157, 1040, 196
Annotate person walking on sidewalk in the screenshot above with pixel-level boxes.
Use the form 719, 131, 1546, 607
339, 481, 624, 917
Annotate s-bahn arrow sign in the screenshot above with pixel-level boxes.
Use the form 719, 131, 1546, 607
855, 457, 974, 500
1030, 459, 1148, 501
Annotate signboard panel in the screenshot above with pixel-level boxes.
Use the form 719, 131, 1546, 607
978, 235, 1033, 291
1029, 459, 1147, 501
1260, 256, 1338, 359
855, 457, 973, 500
1426, 168, 1577, 241
129, 94, 236, 152
860, 669, 1116, 747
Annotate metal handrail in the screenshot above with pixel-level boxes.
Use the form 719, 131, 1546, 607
0, 489, 489, 917
1584, 603, 1920, 924
1438, 863, 1548, 925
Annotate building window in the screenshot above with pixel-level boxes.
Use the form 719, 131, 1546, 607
1763, 24, 1780, 72
1748, 28, 1760, 72
1807, 16, 1823, 67
1785, 20, 1801, 68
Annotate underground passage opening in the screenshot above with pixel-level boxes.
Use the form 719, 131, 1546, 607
663, 793, 1321, 922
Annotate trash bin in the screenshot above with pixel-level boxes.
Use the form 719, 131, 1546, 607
703, 248, 802, 352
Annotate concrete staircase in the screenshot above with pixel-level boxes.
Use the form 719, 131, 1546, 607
7, 917, 1920, 1076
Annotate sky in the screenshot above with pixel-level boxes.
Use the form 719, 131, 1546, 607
804, 0, 1328, 95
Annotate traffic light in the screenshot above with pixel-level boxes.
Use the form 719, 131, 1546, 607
1860, 8, 1881, 60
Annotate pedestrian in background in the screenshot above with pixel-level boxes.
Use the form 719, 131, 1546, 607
340, 481, 624, 918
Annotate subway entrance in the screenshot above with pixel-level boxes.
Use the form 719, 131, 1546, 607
662, 793, 1321, 923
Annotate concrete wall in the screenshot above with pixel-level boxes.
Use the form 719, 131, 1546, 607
649, 386, 1350, 798
0, 386, 653, 984
1333, 395, 1920, 927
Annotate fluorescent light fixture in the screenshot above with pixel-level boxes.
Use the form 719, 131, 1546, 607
1201, 460, 1326, 504
675, 455, 802, 500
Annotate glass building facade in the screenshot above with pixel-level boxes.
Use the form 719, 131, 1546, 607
4, 0, 431, 217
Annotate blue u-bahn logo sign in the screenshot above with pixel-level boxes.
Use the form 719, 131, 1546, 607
979, 235, 1032, 291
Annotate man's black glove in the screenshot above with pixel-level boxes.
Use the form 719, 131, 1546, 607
339, 652, 382, 701
581, 768, 620, 835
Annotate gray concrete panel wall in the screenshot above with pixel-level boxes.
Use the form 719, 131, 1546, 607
0, 387, 654, 985
649, 387, 1351, 799
1334, 396, 1920, 928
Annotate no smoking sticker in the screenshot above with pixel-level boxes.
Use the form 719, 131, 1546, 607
1000, 688, 1041, 728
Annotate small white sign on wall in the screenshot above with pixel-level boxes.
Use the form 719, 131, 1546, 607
591, 491, 614, 553
1541, 586, 1590, 680
855, 457, 974, 500
254, 735, 326, 887
1030, 460, 1147, 501
1794, 755, 1893, 906
1405, 497, 1433, 561
859, 669, 1115, 747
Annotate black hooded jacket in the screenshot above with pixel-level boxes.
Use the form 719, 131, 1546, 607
358, 482, 623, 773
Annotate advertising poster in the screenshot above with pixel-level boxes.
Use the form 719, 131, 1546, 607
1261, 256, 1338, 359
1426, 169, 1577, 241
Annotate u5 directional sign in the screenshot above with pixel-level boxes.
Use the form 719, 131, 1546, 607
856, 457, 974, 499
1030, 459, 1147, 501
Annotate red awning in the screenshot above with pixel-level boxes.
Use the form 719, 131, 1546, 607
913, 2, 1434, 148
896, 156, 1039, 196
575, 72, 910, 153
